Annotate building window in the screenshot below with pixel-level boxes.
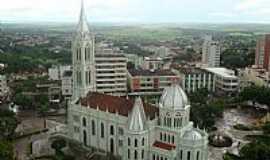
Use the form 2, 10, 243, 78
172, 136, 175, 144
141, 150, 144, 159
152, 154, 155, 160
128, 149, 130, 159
180, 150, 183, 160
168, 135, 171, 143
110, 125, 114, 135
142, 138, 145, 146
83, 130, 87, 146
128, 138, 131, 146
164, 134, 167, 141
197, 151, 200, 160
101, 123, 105, 138
82, 117, 87, 127
91, 120, 95, 135
160, 133, 163, 141
135, 139, 138, 147
187, 151, 191, 160
134, 150, 138, 160
110, 139, 114, 153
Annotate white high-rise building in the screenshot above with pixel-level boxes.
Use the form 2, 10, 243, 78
202, 36, 220, 67
95, 43, 128, 96
72, 0, 96, 99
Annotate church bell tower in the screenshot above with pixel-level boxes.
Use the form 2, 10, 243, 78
72, 0, 96, 99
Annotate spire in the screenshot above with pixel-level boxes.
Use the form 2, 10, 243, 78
128, 97, 147, 132
77, 0, 90, 34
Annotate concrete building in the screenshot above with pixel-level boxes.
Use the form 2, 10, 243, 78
48, 65, 71, 81
68, 85, 208, 160
61, 71, 73, 99
202, 36, 221, 67
128, 69, 180, 96
255, 34, 270, 71
95, 44, 128, 96
0, 75, 9, 98
175, 67, 215, 93
126, 54, 144, 69
204, 68, 239, 94
239, 67, 270, 88
142, 57, 164, 70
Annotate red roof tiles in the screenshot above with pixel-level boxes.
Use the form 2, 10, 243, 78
79, 92, 159, 120
153, 141, 176, 151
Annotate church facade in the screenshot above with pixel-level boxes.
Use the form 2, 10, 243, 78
68, 1, 208, 160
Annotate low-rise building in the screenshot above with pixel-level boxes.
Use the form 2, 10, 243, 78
128, 69, 180, 96
0, 75, 9, 98
174, 67, 215, 93
142, 57, 164, 70
48, 65, 71, 81
61, 71, 73, 99
239, 67, 270, 88
204, 68, 239, 94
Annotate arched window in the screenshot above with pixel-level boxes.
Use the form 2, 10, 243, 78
110, 125, 114, 135
161, 157, 163, 160
187, 151, 191, 160
142, 138, 145, 146
160, 133, 163, 141
134, 150, 138, 160
172, 136, 175, 144
141, 150, 144, 159
128, 149, 130, 159
110, 139, 114, 153
128, 137, 131, 146
197, 151, 200, 160
83, 130, 87, 146
135, 139, 138, 147
180, 150, 183, 160
152, 154, 155, 160
101, 123, 105, 138
157, 155, 159, 160
91, 120, 95, 135
82, 117, 87, 127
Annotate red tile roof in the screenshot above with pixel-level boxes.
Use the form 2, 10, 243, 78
153, 141, 176, 151
79, 92, 159, 120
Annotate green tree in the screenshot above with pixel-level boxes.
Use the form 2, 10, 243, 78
51, 139, 66, 154
262, 122, 270, 135
0, 110, 18, 140
240, 140, 270, 160
0, 140, 14, 160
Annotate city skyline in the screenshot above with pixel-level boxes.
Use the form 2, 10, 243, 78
1, 0, 270, 23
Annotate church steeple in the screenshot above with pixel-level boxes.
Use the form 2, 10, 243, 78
72, 0, 96, 100
77, 0, 90, 34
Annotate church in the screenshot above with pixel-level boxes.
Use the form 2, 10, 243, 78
67, 1, 209, 160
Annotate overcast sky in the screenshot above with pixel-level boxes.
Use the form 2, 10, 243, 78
1, 0, 270, 23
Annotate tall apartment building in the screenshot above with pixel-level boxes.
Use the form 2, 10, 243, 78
202, 36, 221, 67
95, 44, 128, 96
255, 34, 270, 71
175, 67, 215, 93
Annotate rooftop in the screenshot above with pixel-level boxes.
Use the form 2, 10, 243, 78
204, 67, 238, 79
178, 67, 209, 74
79, 92, 159, 120
152, 141, 176, 151
128, 68, 176, 77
